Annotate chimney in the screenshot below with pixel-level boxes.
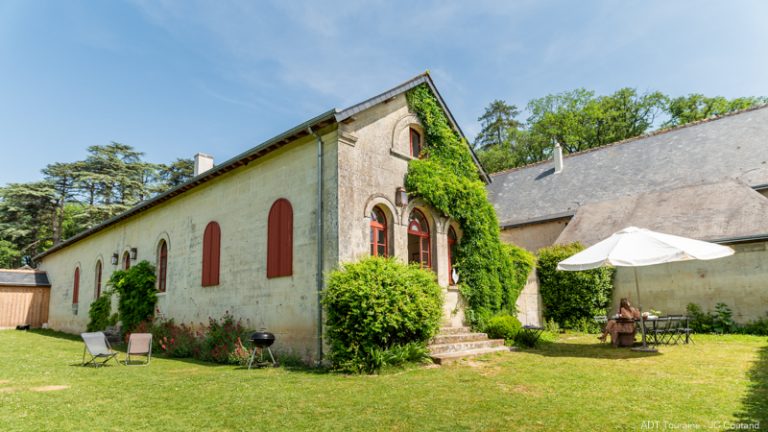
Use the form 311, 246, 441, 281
554, 142, 563, 174
194, 153, 214, 176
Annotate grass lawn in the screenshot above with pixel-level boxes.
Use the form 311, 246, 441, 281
0, 330, 765, 431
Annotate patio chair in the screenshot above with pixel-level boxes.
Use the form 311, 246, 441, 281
649, 317, 673, 345
676, 316, 695, 344
125, 333, 152, 366
666, 315, 685, 344
81, 332, 119, 367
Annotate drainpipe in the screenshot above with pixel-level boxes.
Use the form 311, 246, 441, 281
307, 126, 324, 364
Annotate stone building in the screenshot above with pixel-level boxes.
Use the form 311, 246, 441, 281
35, 73, 505, 362
487, 106, 768, 323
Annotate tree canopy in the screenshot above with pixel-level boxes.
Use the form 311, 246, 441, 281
476, 89, 766, 173
0, 143, 194, 267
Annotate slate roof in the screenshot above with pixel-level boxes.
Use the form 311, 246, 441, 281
555, 180, 768, 246
35, 72, 484, 261
0, 269, 51, 287
488, 105, 768, 228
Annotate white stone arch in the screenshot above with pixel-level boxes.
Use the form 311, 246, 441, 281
363, 194, 399, 257
400, 198, 438, 231
390, 113, 424, 158
155, 231, 172, 252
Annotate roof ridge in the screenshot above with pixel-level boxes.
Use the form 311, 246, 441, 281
490, 103, 768, 177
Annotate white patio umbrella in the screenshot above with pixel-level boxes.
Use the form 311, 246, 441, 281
557, 227, 734, 352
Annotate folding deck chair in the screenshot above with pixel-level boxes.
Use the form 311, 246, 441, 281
81, 332, 119, 367
125, 333, 153, 366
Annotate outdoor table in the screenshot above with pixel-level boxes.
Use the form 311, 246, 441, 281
520, 325, 545, 344
632, 316, 690, 345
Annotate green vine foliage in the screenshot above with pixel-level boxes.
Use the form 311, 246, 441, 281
108, 260, 158, 333
405, 84, 536, 326
86, 291, 117, 332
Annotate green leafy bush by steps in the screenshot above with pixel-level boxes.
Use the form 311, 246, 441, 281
404, 84, 536, 326
86, 292, 117, 332
322, 257, 443, 373
484, 315, 522, 341
537, 243, 614, 328
108, 260, 157, 333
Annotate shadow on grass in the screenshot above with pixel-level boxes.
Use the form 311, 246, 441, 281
734, 342, 767, 427
27, 328, 81, 342
521, 339, 662, 360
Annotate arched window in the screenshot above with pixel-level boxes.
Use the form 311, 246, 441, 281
157, 240, 168, 292
448, 227, 458, 284
122, 251, 131, 270
94, 261, 102, 299
409, 127, 422, 158
407, 209, 431, 268
72, 267, 80, 305
370, 206, 388, 257
202, 222, 221, 286
267, 198, 293, 278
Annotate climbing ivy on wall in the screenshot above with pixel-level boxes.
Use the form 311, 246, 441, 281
404, 84, 536, 326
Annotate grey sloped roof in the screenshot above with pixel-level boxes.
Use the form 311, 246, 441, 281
0, 270, 51, 287
488, 106, 768, 227
555, 180, 768, 246
35, 72, 484, 261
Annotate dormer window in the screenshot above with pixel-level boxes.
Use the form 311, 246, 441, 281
409, 127, 422, 158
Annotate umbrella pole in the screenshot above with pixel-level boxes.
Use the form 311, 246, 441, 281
631, 267, 656, 353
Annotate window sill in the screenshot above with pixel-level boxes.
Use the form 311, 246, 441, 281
390, 149, 415, 161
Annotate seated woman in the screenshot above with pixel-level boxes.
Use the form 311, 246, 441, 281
598, 298, 641, 343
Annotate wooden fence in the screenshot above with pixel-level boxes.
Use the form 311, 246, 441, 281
0, 286, 50, 328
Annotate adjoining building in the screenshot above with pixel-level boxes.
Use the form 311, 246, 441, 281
488, 106, 768, 322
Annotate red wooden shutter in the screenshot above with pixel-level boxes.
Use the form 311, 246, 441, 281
267, 199, 293, 278
123, 252, 131, 270
72, 267, 80, 304
202, 222, 221, 286
94, 261, 102, 298
158, 241, 168, 292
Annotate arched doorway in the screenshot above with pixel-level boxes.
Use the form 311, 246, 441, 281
407, 209, 431, 268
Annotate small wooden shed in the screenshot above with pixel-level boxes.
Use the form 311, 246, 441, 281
0, 268, 51, 329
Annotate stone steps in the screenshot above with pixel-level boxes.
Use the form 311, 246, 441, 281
437, 326, 472, 335
428, 327, 511, 364
431, 332, 489, 345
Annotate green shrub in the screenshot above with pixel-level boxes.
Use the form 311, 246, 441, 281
544, 318, 561, 334
323, 257, 443, 373
200, 313, 250, 364
712, 303, 737, 334
686, 303, 713, 333
484, 315, 522, 341
404, 84, 536, 324
537, 243, 614, 328
133, 318, 202, 358
741, 315, 768, 336
86, 292, 117, 332
513, 330, 541, 348
109, 260, 157, 333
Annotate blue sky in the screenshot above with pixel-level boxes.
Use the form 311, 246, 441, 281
1, 0, 767, 185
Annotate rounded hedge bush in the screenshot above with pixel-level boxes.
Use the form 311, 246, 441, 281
484, 315, 522, 341
323, 257, 443, 373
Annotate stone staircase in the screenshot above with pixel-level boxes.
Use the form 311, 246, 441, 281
428, 326, 510, 365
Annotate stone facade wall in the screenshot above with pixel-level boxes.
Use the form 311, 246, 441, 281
39, 129, 339, 362
611, 241, 768, 323
500, 218, 569, 253
336, 94, 463, 325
